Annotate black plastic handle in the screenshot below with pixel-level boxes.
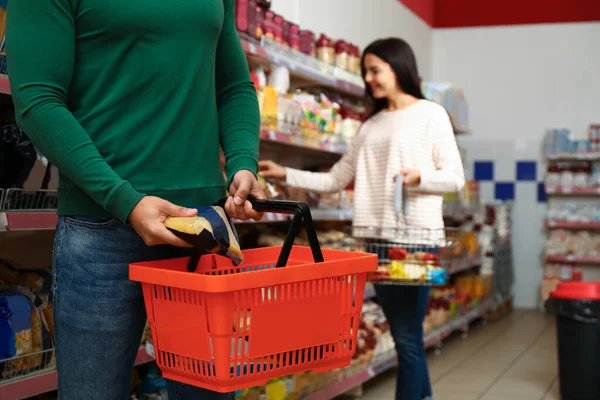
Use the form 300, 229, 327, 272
216, 198, 324, 268
251, 199, 324, 267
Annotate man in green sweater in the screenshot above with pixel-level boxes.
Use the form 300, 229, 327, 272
7, 0, 263, 398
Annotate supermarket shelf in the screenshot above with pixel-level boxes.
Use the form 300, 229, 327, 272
423, 297, 495, 348
305, 297, 496, 400
545, 220, 600, 230
0, 208, 352, 230
443, 206, 477, 220
0, 346, 153, 400
0, 212, 58, 232
545, 186, 600, 196
260, 129, 346, 156
447, 254, 482, 275
546, 152, 600, 161
546, 254, 600, 264
234, 208, 353, 224
241, 38, 365, 98
0, 75, 10, 95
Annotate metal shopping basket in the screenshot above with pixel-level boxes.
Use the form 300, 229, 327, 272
347, 178, 466, 286
129, 199, 378, 392
351, 226, 462, 285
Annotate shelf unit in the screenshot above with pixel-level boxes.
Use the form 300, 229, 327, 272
304, 297, 497, 400
0, 347, 154, 399
545, 254, 600, 265
545, 186, 600, 196
241, 37, 364, 98
546, 152, 600, 161
545, 220, 600, 230
0, 75, 10, 95
542, 146, 600, 305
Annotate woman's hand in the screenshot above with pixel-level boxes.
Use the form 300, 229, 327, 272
258, 160, 287, 180
129, 196, 198, 247
227, 170, 265, 221
395, 169, 421, 187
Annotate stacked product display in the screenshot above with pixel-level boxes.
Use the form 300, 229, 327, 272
0, 263, 55, 381
540, 126, 600, 307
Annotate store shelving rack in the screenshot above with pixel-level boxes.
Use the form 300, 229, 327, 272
541, 147, 600, 306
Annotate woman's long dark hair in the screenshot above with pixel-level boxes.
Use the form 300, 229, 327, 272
361, 38, 425, 118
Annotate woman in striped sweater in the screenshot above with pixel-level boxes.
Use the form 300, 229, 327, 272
260, 38, 465, 400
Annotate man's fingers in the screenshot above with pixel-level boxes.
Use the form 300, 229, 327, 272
155, 225, 193, 248
225, 196, 242, 220
233, 179, 251, 205
158, 199, 197, 217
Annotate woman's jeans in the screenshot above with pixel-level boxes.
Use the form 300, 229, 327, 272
366, 239, 433, 399
52, 216, 233, 400
374, 284, 432, 400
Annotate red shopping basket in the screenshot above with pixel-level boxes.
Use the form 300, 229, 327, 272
129, 199, 377, 392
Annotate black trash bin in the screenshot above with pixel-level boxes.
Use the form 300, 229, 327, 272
546, 282, 600, 400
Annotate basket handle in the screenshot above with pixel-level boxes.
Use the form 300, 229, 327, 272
249, 199, 324, 268
215, 198, 324, 268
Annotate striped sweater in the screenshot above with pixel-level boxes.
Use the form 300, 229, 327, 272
286, 100, 465, 239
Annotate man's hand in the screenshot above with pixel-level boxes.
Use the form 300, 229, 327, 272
395, 169, 421, 187
129, 196, 198, 247
227, 170, 265, 221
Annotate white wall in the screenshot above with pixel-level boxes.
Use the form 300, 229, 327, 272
432, 22, 600, 140
271, 0, 433, 79
432, 22, 600, 308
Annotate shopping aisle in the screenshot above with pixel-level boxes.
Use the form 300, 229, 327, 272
352, 310, 558, 400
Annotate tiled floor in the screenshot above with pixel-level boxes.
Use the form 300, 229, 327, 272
351, 309, 559, 400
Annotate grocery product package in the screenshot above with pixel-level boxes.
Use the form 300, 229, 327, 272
0, 292, 31, 362
0, 284, 56, 380
164, 205, 243, 269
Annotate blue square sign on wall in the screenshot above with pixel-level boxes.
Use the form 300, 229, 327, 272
516, 161, 537, 181
474, 161, 494, 181
495, 182, 515, 201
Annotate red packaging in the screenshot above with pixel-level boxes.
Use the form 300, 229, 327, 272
316, 34, 334, 65
235, 0, 249, 33
348, 44, 361, 74
263, 11, 275, 40
247, 1, 265, 39
273, 14, 284, 43
285, 22, 300, 50
335, 40, 349, 70
299, 30, 316, 56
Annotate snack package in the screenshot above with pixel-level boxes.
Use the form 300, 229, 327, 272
164, 205, 243, 266
0, 292, 32, 378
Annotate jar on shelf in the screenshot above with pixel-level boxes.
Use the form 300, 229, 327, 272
574, 165, 590, 188
299, 30, 316, 57
316, 34, 335, 65
347, 44, 358, 74
248, 1, 264, 39
545, 165, 561, 188
263, 11, 275, 40
273, 14, 284, 43
235, 0, 249, 33
288, 24, 300, 51
560, 165, 575, 188
334, 40, 349, 71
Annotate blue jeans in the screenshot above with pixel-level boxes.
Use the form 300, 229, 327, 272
375, 284, 432, 400
53, 216, 233, 400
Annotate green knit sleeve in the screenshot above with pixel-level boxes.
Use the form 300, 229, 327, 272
215, 0, 261, 189
6, 0, 144, 222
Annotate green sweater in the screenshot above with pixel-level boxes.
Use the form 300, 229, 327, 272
6, 0, 260, 223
